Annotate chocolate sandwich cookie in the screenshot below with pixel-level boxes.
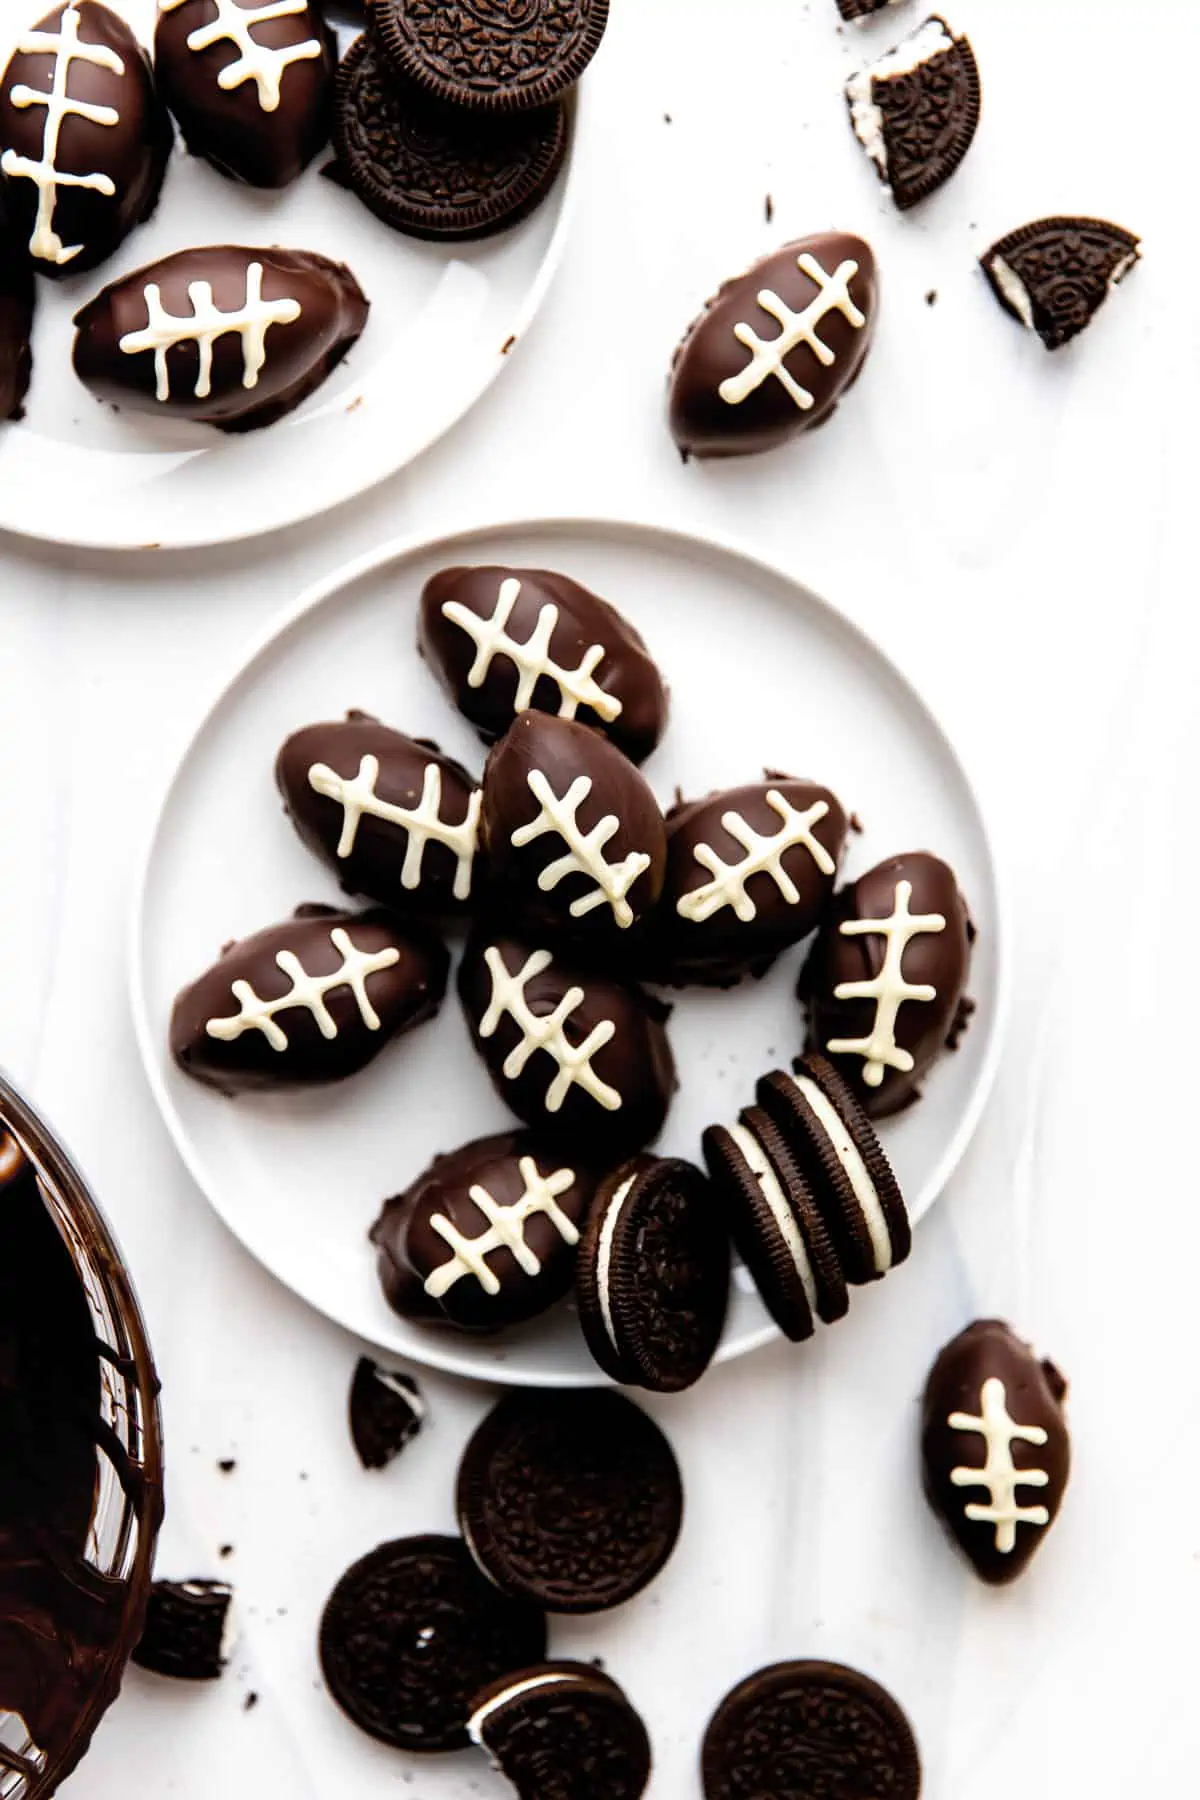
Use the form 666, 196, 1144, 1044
980, 216, 1141, 350
457, 1390, 683, 1614
319, 1535, 547, 1752
576, 1155, 731, 1392
846, 14, 980, 210
757, 1056, 910, 1285
349, 1357, 425, 1469
332, 37, 568, 242
702, 1661, 921, 1800
702, 1106, 847, 1342
132, 1580, 233, 1681
469, 1662, 652, 1799
838, 0, 908, 18
0, 196, 34, 420
369, 0, 609, 114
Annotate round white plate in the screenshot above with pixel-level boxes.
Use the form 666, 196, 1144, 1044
131, 516, 1007, 1386
0, 4, 577, 551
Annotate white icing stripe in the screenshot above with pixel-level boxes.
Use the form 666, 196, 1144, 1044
118, 262, 302, 403
596, 1172, 637, 1354
307, 754, 480, 901
719, 257, 865, 413
512, 770, 650, 929
727, 1121, 818, 1315
846, 17, 955, 176
159, 0, 323, 114
478, 946, 621, 1114
826, 880, 945, 1088
204, 927, 399, 1051
468, 1672, 584, 1746
424, 1158, 578, 1301
949, 1377, 1050, 1553
789, 1075, 893, 1274
678, 791, 833, 923
443, 578, 622, 723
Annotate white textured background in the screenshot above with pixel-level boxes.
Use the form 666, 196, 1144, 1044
1, 0, 1197, 1791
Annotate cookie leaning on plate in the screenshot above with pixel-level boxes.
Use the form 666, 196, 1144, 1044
368, 0, 610, 114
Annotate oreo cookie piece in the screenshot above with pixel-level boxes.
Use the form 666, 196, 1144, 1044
469, 1662, 652, 1799
702, 1107, 846, 1342
332, 37, 568, 242
837, 0, 908, 18
702, 1660, 921, 1800
319, 1535, 547, 1752
348, 1356, 425, 1470
759, 1056, 910, 1284
132, 1580, 233, 1681
457, 1390, 683, 1614
370, 0, 609, 114
980, 216, 1141, 350
846, 14, 980, 210
576, 1155, 731, 1392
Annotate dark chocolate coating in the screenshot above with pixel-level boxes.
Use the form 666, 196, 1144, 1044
371, 1131, 600, 1333
0, 195, 34, 418
802, 850, 973, 1117
921, 1319, 1070, 1585
170, 905, 448, 1094
669, 233, 878, 459
652, 779, 847, 986
155, 0, 335, 189
419, 565, 668, 765
72, 244, 369, 431
0, 3, 172, 279
458, 931, 676, 1159
276, 714, 481, 918
481, 713, 666, 951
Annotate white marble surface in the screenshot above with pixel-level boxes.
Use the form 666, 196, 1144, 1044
2, 0, 1198, 1791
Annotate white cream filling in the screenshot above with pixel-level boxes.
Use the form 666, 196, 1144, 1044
468, 1672, 582, 1747
790, 1075, 894, 1273
988, 255, 1035, 330
596, 1172, 638, 1355
846, 17, 955, 175
727, 1122, 818, 1314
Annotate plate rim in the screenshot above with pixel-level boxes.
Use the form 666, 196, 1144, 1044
128, 511, 1011, 1385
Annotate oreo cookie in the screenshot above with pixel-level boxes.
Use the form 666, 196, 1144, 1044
332, 37, 568, 242
702, 1107, 846, 1342
319, 1535, 546, 1752
757, 1056, 910, 1285
980, 216, 1141, 350
837, 0, 908, 17
370, 0, 609, 114
702, 1660, 921, 1800
132, 1580, 233, 1681
348, 1357, 425, 1470
469, 1662, 651, 1798
576, 1155, 731, 1392
846, 14, 980, 210
457, 1390, 683, 1614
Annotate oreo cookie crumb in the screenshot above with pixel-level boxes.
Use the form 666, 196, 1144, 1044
132, 1581, 233, 1682
217, 1459, 236, 1474
244, 1691, 259, 1712
349, 1357, 426, 1470
926, 289, 938, 306
764, 194, 774, 223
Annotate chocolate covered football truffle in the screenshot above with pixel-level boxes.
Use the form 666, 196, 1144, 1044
155, 0, 336, 189
371, 1131, 600, 1333
73, 244, 368, 432
276, 714, 481, 917
420, 566, 667, 765
0, 196, 35, 419
669, 234, 878, 459
0, 2, 171, 277
170, 905, 448, 1094
481, 713, 666, 950
921, 1319, 1070, 1584
654, 779, 847, 986
802, 851, 973, 1117
458, 931, 676, 1159
846, 15, 981, 211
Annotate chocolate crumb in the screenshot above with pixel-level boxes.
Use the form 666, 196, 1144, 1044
765, 194, 774, 223
663, 112, 672, 124
925, 289, 938, 306
217, 1459, 236, 1474
219, 1545, 234, 1560
244, 1691, 259, 1712
501, 335, 517, 355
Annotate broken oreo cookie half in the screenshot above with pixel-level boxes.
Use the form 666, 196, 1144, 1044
980, 216, 1141, 349
846, 14, 980, 210
132, 1580, 234, 1681
469, 1662, 652, 1799
349, 1357, 425, 1469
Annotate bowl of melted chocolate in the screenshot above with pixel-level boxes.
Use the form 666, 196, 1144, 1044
0, 1085, 162, 1796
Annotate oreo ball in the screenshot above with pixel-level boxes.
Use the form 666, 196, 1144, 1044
371, 1132, 600, 1333
802, 850, 973, 1117
419, 566, 667, 765
0, 2, 172, 278
170, 905, 448, 1094
921, 1319, 1070, 1584
276, 714, 481, 918
653, 779, 847, 986
155, 0, 336, 189
458, 932, 676, 1160
481, 713, 666, 952
669, 233, 878, 458
72, 244, 368, 432
0, 194, 34, 419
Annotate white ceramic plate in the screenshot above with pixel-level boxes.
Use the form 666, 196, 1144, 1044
131, 516, 1007, 1385
0, 4, 577, 551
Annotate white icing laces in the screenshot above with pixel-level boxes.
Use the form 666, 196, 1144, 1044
826, 879, 946, 1087
118, 261, 302, 403
720, 253, 866, 412
678, 791, 834, 925
307, 754, 481, 902
442, 577, 623, 724
424, 1156, 579, 1300
159, 0, 323, 113
205, 926, 399, 1051
1, 4, 123, 266
512, 769, 650, 929
948, 1377, 1051, 1553
478, 945, 621, 1114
